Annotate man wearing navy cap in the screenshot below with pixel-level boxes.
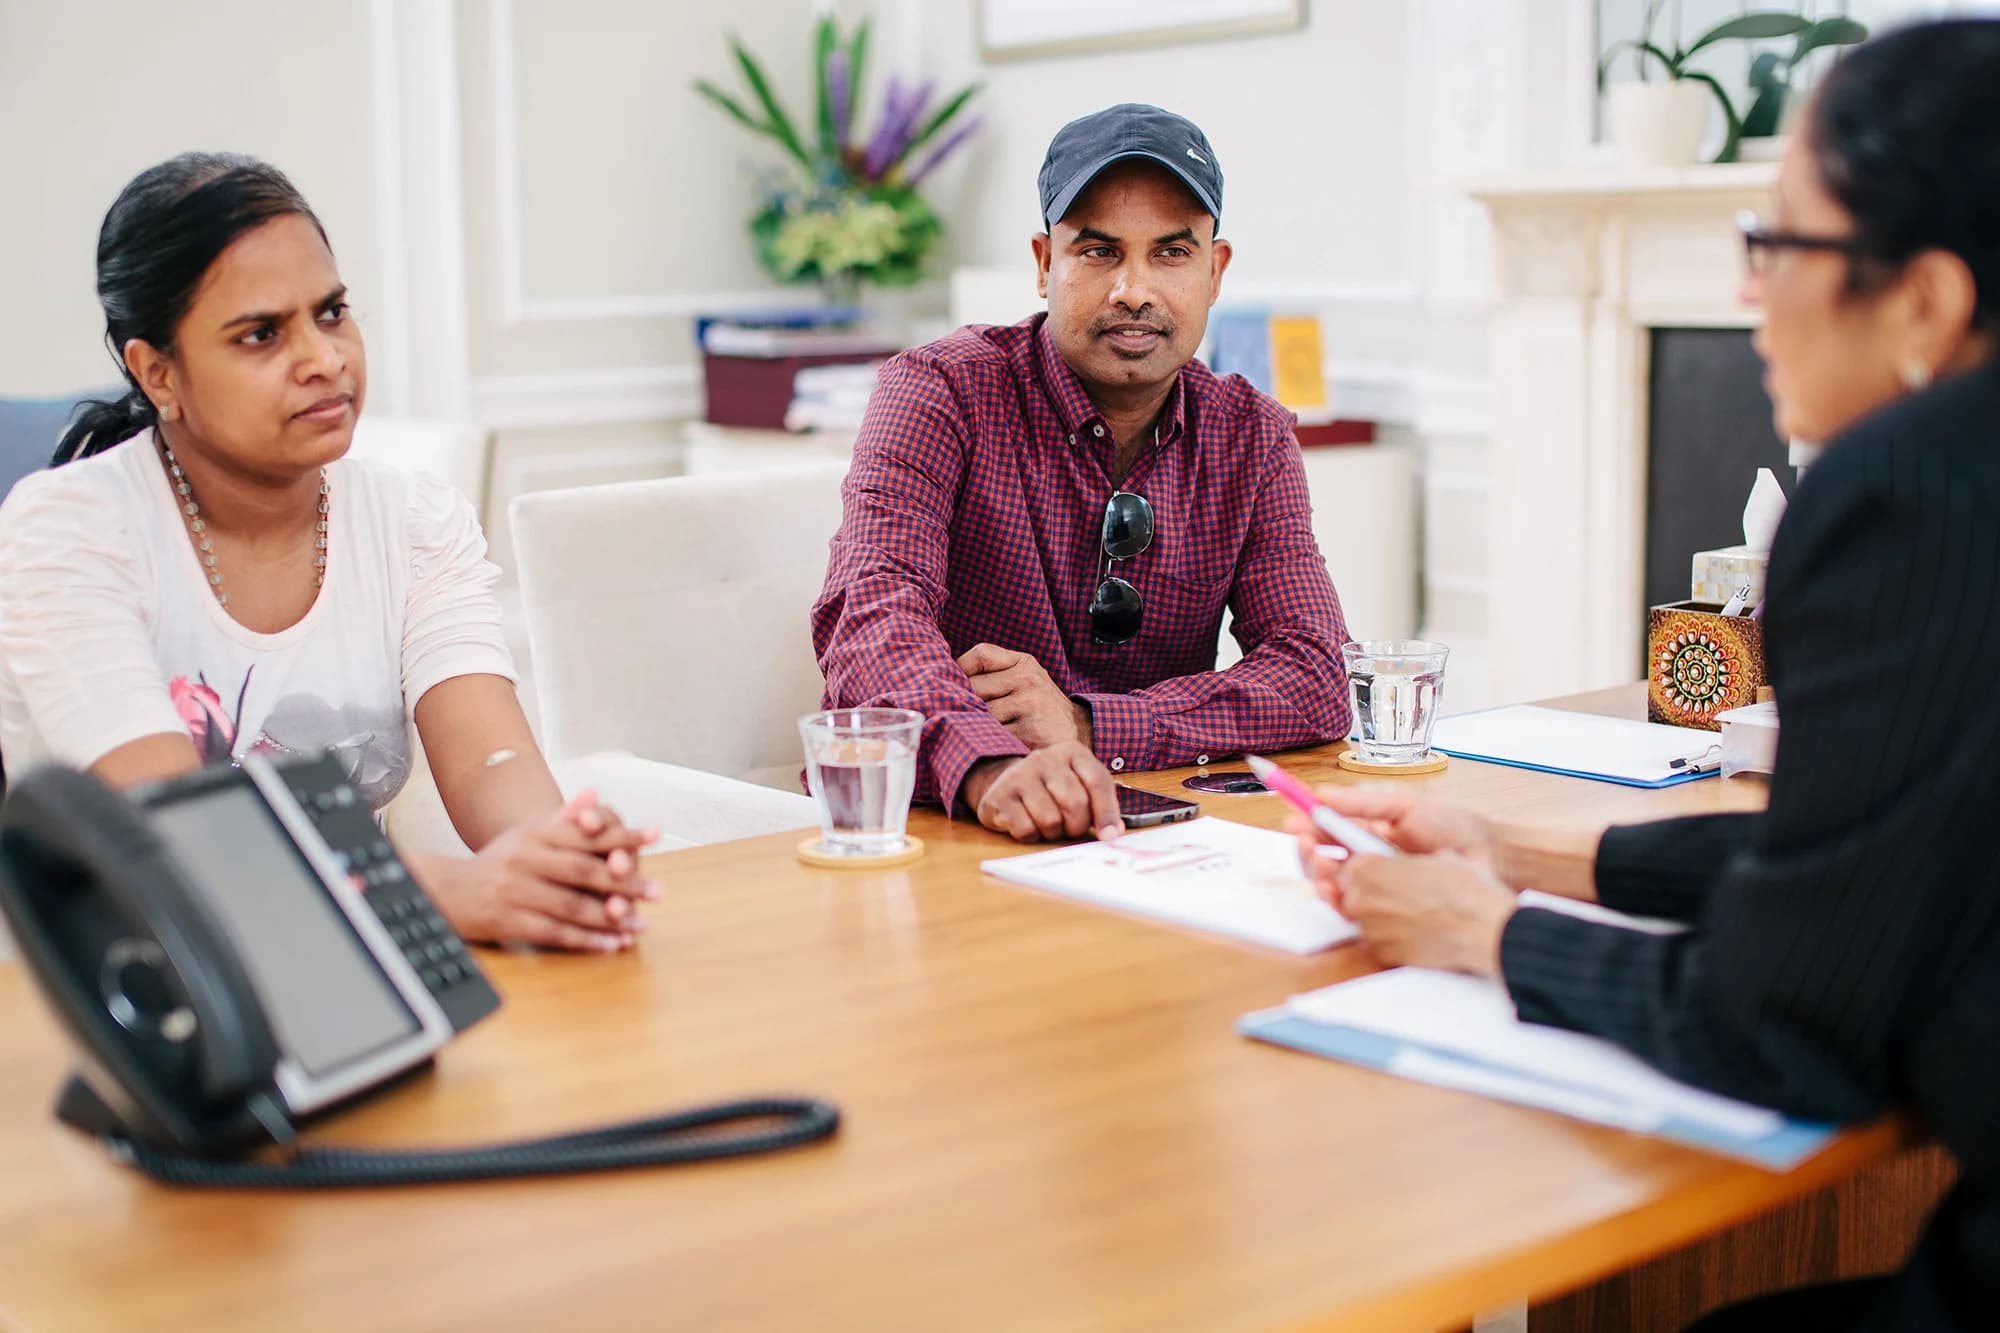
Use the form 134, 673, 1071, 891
812, 103, 1352, 842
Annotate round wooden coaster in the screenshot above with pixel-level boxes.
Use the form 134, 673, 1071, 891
796, 834, 926, 870
1337, 750, 1449, 777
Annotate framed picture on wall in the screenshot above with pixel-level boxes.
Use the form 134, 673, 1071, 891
977, 0, 1306, 63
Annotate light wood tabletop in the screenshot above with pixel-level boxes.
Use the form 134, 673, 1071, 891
0, 688, 1920, 1333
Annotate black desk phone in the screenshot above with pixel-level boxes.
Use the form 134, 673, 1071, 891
0, 752, 836, 1188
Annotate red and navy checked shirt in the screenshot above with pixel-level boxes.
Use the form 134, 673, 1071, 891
811, 314, 1352, 812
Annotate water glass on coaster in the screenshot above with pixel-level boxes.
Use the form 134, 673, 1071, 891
797, 708, 927, 868
1339, 640, 1451, 776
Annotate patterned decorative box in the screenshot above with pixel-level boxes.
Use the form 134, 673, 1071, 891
1647, 601, 1768, 731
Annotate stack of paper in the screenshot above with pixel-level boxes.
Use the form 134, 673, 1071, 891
1241, 964, 1837, 1167
1430, 705, 1723, 788
980, 817, 1355, 954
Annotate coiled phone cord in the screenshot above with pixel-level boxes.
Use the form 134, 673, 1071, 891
108, 1094, 840, 1189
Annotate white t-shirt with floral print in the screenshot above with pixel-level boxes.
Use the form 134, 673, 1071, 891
0, 431, 515, 811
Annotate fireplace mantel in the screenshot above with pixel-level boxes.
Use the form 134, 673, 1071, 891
1466, 161, 1778, 703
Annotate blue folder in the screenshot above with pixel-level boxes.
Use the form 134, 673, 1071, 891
1239, 1008, 1837, 1170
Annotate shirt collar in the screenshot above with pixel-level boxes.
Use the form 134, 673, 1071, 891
1031, 314, 1190, 449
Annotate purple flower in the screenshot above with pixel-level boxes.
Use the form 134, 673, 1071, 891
862, 76, 905, 179
863, 77, 934, 179
905, 114, 981, 187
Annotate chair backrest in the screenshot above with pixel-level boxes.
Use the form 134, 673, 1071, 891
345, 416, 493, 518
509, 461, 849, 789
0, 390, 112, 501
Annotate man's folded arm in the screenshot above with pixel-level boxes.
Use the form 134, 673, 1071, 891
810, 353, 1028, 809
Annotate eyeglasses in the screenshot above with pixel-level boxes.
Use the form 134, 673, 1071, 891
1090, 490, 1154, 646
1737, 210, 1869, 278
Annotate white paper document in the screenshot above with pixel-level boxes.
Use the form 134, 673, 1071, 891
980, 817, 1356, 954
1430, 705, 1721, 786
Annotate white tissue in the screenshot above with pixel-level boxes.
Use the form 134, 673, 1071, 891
1742, 467, 1788, 551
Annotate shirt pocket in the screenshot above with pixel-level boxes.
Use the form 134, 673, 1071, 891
1137, 562, 1233, 644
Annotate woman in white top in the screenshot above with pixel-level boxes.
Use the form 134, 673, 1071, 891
0, 152, 651, 954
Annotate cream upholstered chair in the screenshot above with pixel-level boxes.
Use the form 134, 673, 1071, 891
509, 461, 849, 794
363, 421, 817, 855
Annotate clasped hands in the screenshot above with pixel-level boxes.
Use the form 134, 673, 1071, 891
955, 642, 1124, 844
420, 790, 660, 954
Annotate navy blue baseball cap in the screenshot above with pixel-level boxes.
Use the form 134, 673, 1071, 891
1037, 103, 1223, 231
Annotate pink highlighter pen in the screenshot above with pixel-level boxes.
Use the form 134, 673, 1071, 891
1245, 755, 1402, 859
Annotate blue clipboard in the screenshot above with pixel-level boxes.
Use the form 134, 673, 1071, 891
1428, 746, 1717, 789
1420, 705, 1725, 789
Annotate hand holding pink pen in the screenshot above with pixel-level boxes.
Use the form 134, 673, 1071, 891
1245, 755, 1401, 859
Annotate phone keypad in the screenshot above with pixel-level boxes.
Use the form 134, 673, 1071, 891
280, 756, 499, 1032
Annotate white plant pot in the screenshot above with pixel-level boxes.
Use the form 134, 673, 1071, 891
1737, 134, 1788, 162
1608, 80, 1713, 167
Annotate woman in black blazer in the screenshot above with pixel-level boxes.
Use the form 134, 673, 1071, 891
1291, 20, 2000, 1332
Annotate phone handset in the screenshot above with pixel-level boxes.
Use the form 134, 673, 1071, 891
0, 766, 283, 1148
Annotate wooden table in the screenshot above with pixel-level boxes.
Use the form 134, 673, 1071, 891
0, 688, 1931, 1332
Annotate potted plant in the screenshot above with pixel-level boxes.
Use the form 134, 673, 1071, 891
1598, 5, 1857, 167
695, 17, 981, 307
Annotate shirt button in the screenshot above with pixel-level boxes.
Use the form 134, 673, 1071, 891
1068, 433, 1077, 445
1196, 754, 1210, 766
1092, 423, 1105, 437
1110, 758, 1126, 772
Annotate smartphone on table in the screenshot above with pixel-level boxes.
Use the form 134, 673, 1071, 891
1114, 785, 1201, 828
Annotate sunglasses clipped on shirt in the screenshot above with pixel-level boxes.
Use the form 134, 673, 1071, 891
1090, 490, 1154, 646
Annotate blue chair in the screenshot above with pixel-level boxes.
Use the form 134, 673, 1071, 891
0, 390, 117, 500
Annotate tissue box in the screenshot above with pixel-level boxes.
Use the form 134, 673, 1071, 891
1716, 700, 1779, 776
1647, 602, 1768, 731
1691, 545, 1770, 609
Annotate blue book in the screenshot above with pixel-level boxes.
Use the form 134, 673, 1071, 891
1207, 309, 1273, 394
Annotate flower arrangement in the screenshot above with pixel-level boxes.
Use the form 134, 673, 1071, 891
696, 17, 980, 302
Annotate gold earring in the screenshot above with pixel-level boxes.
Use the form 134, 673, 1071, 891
1900, 358, 1934, 392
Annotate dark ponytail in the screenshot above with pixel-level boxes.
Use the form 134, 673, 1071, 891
54, 153, 328, 465
1809, 19, 2000, 331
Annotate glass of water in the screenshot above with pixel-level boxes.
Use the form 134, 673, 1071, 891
1342, 640, 1450, 766
798, 708, 924, 857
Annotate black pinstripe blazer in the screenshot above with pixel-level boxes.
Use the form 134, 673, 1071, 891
1499, 357, 2000, 1329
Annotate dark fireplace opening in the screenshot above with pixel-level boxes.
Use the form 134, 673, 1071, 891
1644, 328, 1791, 649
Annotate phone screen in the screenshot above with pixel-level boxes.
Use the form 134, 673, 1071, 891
1115, 785, 1200, 822
148, 786, 421, 1078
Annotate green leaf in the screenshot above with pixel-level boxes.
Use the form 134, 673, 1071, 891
1601, 38, 1685, 85
694, 80, 771, 139
1684, 12, 1810, 62
813, 16, 837, 159
1788, 17, 1869, 69
731, 36, 810, 167
903, 82, 981, 158
1681, 70, 1745, 164
844, 19, 870, 145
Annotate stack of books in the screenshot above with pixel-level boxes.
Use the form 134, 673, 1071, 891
785, 362, 880, 434
698, 308, 896, 431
